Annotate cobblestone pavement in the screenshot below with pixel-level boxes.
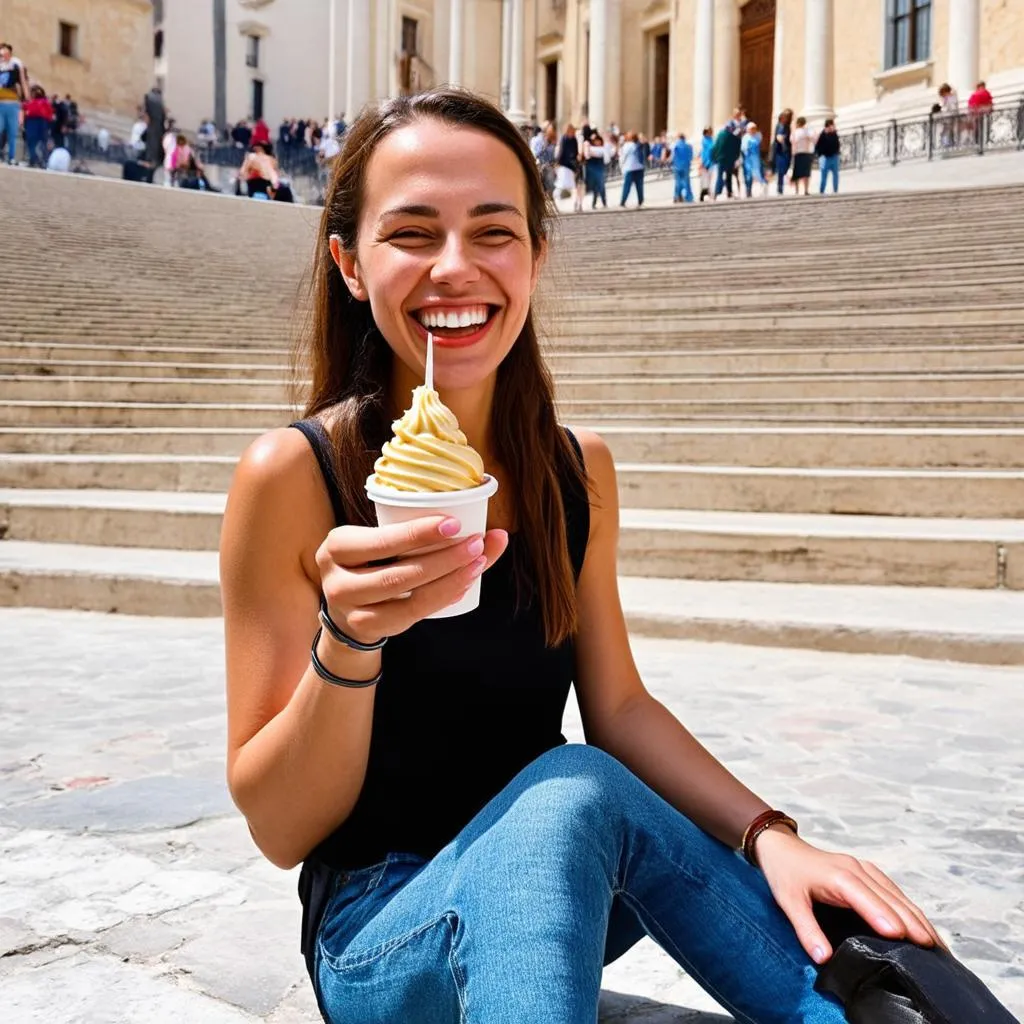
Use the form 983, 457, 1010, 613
0, 609, 1021, 1023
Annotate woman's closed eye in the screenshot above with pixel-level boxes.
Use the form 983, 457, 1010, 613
384, 227, 520, 245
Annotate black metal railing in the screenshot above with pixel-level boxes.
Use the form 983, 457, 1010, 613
840, 93, 1024, 170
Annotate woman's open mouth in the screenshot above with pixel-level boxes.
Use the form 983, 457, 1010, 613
408, 304, 501, 348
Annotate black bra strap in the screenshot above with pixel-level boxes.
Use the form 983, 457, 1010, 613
290, 419, 346, 525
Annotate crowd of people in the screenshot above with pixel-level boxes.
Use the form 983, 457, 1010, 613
0, 41, 82, 170
528, 104, 850, 212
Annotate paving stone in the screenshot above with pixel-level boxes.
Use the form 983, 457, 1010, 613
0, 609, 1019, 1022
0, 775, 235, 833
0, 952, 257, 1023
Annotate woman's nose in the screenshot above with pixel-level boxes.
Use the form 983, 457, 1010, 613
430, 234, 480, 287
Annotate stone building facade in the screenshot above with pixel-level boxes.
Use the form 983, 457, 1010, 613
536, 0, 1024, 140
0, 0, 152, 124
153, 0, 1024, 139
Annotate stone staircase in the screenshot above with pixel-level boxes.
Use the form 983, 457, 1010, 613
3, 165, 1023, 662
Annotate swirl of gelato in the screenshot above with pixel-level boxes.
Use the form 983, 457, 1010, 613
373, 385, 485, 492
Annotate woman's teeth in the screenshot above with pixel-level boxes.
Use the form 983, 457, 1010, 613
417, 306, 490, 330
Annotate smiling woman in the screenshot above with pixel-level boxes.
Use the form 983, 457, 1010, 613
219, 88, 945, 1024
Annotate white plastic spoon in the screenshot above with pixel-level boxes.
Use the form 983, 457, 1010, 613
425, 331, 434, 391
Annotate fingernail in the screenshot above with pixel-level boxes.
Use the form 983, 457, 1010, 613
469, 556, 487, 577
811, 946, 827, 964
466, 537, 485, 557
439, 518, 461, 537
878, 917, 897, 933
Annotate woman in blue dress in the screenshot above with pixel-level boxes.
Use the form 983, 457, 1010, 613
742, 122, 766, 198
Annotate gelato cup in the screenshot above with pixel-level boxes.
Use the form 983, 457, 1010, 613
365, 473, 499, 617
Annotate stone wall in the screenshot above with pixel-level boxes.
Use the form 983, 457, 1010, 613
0, 0, 153, 121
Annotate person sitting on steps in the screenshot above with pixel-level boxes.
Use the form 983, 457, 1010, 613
220, 86, 944, 1024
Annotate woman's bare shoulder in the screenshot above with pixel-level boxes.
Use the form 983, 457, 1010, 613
222, 426, 336, 583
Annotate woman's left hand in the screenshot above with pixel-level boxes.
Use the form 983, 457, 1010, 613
753, 826, 945, 964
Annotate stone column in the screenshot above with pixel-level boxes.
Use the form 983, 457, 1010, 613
587, 0, 620, 129
449, 0, 464, 86
588, 0, 608, 129
346, 0, 370, 116
507, 0, 527, 123
803, 0, 834, 122
500, 0, 512, 109
712, 0, 739, 128
692, 0, 714, 137
947, 0, 980, 94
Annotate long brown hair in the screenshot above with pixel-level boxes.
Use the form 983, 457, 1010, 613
296, 88, 587, 647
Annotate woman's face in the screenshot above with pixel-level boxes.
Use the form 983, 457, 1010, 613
335, 120, 542, 393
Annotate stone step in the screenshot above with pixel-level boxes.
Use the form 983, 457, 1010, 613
6, 346, 1024, 380
3, 541, 1023, 665
4, 425, 1023, 470
616, 508, 1024, 588
547, 346, 1024, 374
614, 464, 1024, 518
1, 490, 1021, 588
557, 397, 1024, 421
0, 341, 290, 364
0, 427, 264, 456
4, 398, 1024, 430
6, 371, 1024, 406
0, 401, 292, 429
1, 455, 1020, 519
0, 359, 291, 381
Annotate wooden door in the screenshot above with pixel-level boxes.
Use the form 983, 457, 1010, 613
740, 0, 775, 149
652, 32, 670, 136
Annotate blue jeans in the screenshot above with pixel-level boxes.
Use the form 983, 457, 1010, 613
24, 117, 48, 168
715, 161, 738, 197
673, 167, 693, 202
0, 101, 20, 163
819, 154, 840, 194
586, 163, 607, 208
774, 152, 791, 194
314, 745, 846, 1024
620, 168, 644, 207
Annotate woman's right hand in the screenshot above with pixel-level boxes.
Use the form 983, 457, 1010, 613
316, 516, 509, 644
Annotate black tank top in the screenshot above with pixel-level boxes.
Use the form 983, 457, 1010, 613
289, 419, 590, 978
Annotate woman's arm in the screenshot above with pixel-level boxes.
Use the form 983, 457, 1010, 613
221, 430, 381, 869
571, 430, 942, 961
222, 428, 506, 870
571, 430, 769, 848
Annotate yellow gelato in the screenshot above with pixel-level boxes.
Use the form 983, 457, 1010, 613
373, 385, 485, 492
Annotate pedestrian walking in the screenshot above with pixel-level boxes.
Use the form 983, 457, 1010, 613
0, 42, 30, 165
671, 131, 693, 203
771, 108, 793, 195
815, 119, 840, 194
741, 122, 766, 198
582, 129, 608, 209
698, 125, 714, 202
791, 116, 814, 195
711, 122, 741, 200
220, 86, 947, 1024
618, 130, 645, 208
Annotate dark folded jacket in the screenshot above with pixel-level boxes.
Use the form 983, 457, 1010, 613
815, 906, 1019, 1023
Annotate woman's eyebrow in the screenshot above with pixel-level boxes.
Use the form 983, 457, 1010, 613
378, 202, 523, 222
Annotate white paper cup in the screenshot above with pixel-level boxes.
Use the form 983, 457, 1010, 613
365, 474, 499, 618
